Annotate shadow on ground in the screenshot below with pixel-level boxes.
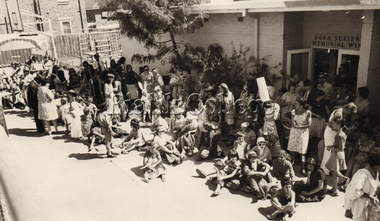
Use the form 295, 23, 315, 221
4, 109, 32, 118
130, 165, 145, 178
53, 134, 89, 144
8, 128, 47, 137
68, 152, 107, 160
258, 206, 285, 221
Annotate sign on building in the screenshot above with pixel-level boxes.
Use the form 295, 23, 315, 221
312, 35, 361, 49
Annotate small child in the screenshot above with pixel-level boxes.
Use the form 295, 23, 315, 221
197, 150, 241, 196
59, 97, 71, 133
88, 122, 105, 152
142, 146, 166, 183
267, 177, 296, 220
84, 96, 97, 119
81, 107, 93, 138
119, 119, 145, 154
234, 131, 249, 160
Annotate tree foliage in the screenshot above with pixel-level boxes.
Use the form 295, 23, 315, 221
101, 0, 208, 67
182, 43, 281, 97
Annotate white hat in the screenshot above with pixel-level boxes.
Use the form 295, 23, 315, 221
257, 137, 266, 144
201, 149, 209, 159
241, 122, 249, 129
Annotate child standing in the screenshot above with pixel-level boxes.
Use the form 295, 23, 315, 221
59, 97, 71, 134
81, 107, 93, 138
84, 96, 97, 119
68, 90, 84, 140
234, 131, 249, 160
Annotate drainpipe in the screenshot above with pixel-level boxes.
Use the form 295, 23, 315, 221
78, 0, 84, 33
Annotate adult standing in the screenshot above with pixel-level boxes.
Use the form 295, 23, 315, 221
219, 83, 235, 144
281, 73, 305, 97
37, 78, 59, 135
280, 82, 299, 123
287, 99, 312, 175
27, 75, 45, 133
123, 64, 140, 108
68, 68, 81, 94
317, 72, 334, 102
320, 103, 357, 175
93, 53, 105, 73
104, 73, 120, 125
351, 87, 370, 124
344, 147, 380, 221
140, 65, 154, 94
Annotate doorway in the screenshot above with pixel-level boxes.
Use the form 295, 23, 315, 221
287, 48, 359, 90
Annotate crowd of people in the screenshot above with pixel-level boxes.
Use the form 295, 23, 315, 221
1, 55, 380, 221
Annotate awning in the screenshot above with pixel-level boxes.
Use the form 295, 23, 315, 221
191, 0, 380, 14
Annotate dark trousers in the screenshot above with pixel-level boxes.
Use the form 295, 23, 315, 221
33, 108, 45, 133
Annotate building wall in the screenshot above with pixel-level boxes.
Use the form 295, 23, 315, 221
364, 10, 380, 117
283, 12, 304, 85
17, 0, 88, 35
303, 11, 363, 49
121, 12, 285, 88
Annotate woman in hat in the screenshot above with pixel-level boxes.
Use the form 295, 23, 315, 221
104, 72, 120, 126
37, 77, 59, 135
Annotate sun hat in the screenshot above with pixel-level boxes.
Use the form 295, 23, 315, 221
257, 137, 266, 144
247, 150, 258, 157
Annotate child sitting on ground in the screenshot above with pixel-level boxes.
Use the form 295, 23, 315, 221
142, 146, 166, 183
197, 149, 242, 196
267, 177, 296, 220
119, 119, 145, 154
88, 122, 105, 152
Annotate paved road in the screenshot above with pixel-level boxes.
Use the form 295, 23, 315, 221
3, 109, 351, 221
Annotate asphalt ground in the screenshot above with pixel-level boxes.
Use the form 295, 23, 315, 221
2, 109, 351, 221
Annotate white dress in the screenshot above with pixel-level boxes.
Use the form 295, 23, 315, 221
344, 169, 380, 221
69, 101, 83, 138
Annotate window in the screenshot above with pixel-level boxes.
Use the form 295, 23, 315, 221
57, 0, 69, 5
60, 21, 72, 34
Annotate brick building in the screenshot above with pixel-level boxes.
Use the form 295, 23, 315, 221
0, 0, 88, 35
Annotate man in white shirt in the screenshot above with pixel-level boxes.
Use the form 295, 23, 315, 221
317, 73, 334, 101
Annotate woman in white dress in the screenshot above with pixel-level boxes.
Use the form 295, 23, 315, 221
287, 99, 312, 175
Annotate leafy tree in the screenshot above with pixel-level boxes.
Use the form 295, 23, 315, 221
101, 0, 208, 67
182, 42, 281, 98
